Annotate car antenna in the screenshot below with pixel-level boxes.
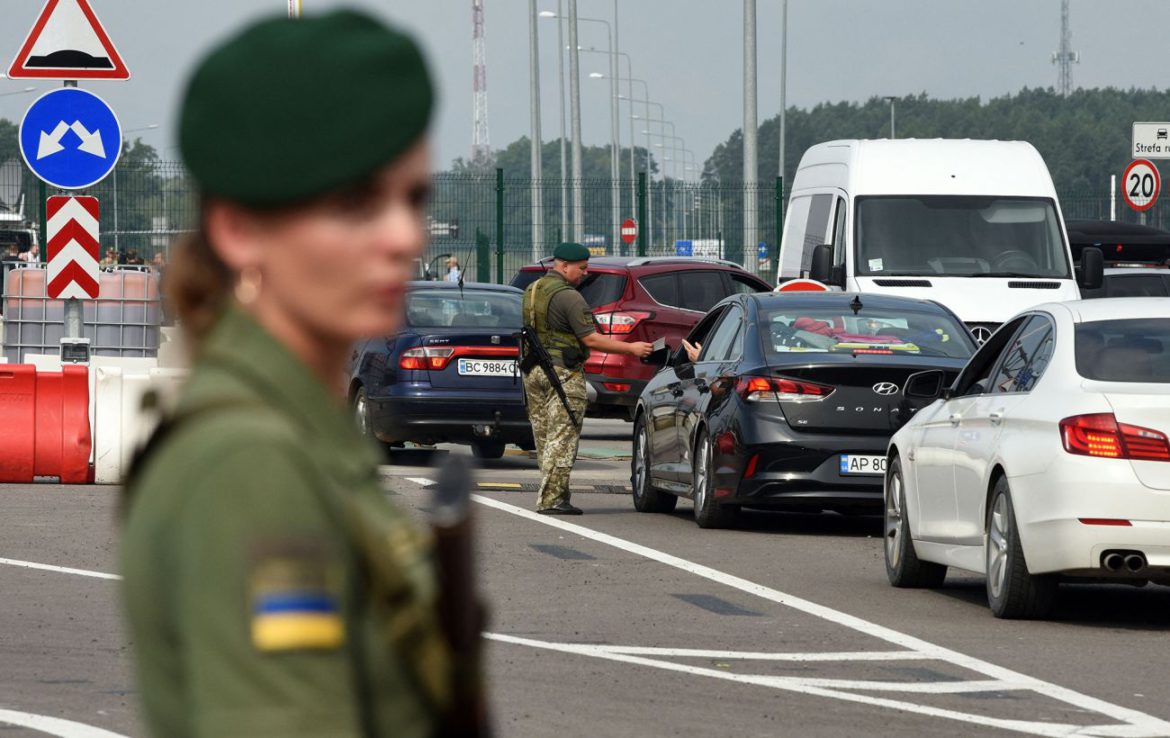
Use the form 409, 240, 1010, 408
850, 295, 863, 315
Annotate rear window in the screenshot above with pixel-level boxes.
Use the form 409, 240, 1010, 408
1075, 319, 1170, 383
509, 269, 627, 308
760, 306, 974, 359
1101, 273, 1170, 298
406, 290, 521, 329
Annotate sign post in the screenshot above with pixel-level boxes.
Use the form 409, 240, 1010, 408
10, 0, 129, 361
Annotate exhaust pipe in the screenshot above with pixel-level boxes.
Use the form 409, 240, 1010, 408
1102, 552, 1126, 572
1124, 553, 1148, 573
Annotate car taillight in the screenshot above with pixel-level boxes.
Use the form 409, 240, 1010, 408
400, 347, 455, 370
735, 376, 834, 403
595, 311, 652, 334
1060, 413, 1170, 462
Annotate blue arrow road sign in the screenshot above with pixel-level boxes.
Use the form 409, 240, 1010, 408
675, 240, 693, 257
19, 87, 121, 190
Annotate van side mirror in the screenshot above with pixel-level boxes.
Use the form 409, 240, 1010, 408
1078, 246, 1103, 291
904, 369, 947, 400
809, 244, 833, 283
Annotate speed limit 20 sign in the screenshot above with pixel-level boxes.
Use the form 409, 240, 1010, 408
1122, 159, 1161, 212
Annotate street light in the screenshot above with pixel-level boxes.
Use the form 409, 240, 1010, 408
884, 96, 898, 139
0, 86, 36, 98
537, 8, 569, 239
114, 124, 159, 253
544, 11, 619, 247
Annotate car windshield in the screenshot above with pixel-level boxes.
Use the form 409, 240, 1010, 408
855, 196, 1071, 279
406, 290, 521, 329
760, 305, 974, 359
1075, 319, 1170, 383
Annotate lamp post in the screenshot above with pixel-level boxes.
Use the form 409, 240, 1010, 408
582, 49, 639, 216
560, 13, 617, 248
115, 124, 159, 254
884, 96, 898, 138
528, 0, 543, 260
539, 7, 568, 239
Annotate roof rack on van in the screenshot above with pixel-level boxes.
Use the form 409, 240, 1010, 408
626, 256, 747, 270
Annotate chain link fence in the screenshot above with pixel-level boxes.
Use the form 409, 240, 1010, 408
5, 159, 1170, 286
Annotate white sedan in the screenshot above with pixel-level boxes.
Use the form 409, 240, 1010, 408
884, 298, 1170, 618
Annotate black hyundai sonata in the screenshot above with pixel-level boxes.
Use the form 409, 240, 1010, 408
631, 292, 976, 528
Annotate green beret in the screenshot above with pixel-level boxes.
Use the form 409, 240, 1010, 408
553, 242, 591, 262
179, 10, 434, 207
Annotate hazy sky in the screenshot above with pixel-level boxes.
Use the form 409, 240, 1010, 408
1, 1, 1166, 172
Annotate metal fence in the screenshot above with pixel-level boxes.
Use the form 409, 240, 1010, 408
5, 159, 1170, 287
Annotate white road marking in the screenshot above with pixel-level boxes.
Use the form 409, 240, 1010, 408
405, 477, 435, 487
0, 710, 127, 738
0, 558, 119, 581
5, 487, 1168, 737
471, 494, 1170, 738
594, 646, 923, 661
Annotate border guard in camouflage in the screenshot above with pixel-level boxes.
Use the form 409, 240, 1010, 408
520, 243, 653, 515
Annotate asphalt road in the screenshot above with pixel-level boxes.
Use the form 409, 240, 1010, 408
2, 418, 1169, 737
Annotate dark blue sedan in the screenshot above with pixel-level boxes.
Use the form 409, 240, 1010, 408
348, 281, 533, 458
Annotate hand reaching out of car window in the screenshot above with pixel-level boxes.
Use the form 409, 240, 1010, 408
682, 339, 702, 362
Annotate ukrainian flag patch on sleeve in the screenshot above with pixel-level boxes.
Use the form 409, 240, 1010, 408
249, 539, 346, 652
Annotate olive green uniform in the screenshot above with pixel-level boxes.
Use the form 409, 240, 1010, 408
121, 308, 446, 738
522, 272, 595, 510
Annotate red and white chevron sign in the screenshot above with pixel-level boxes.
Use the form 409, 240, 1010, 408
47, 195, 101, 299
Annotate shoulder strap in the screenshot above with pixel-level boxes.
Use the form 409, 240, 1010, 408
121, 398, 266, 518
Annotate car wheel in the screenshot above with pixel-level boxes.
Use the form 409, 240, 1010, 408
986, 476, 1057, 619
692, 432, 736, 529
884, 456, 947, 588
353, 387, 395, 459
471, 440, 506, 459
631, 414, 677, 513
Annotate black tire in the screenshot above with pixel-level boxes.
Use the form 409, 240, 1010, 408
692, 432, 736, 529
471, 440, 506, 459
353, 387, 394, 454
986, 477, 1057, 619
631, 414, 677, 513
884, 456, 947, 588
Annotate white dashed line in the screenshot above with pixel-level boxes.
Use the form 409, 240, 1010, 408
0, 558, 120, 581
0, 709, 128, 738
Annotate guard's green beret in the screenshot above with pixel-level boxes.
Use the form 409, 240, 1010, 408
553, 242, 590, 262
179, 10, 434, 207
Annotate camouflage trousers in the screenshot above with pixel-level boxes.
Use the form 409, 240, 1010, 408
523, 365, 588, 510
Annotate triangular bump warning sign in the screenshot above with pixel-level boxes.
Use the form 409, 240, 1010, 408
8, 0, 130, 80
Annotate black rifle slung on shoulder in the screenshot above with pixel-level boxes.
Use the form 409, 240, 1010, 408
516, 326, 580, 426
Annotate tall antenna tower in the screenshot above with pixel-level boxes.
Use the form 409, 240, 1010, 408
1051, 0, 1079, 96
472, 0, 494, 168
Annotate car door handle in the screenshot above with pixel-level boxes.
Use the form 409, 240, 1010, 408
989, 411, 1004, 426
949, 413, 962, 426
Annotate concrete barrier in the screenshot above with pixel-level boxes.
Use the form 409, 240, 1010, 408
93, 366, 188, 485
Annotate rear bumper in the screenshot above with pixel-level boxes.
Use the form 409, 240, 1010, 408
725, 416, 889, 509
1009, 458, 1170, 575
370, 388, 532, 446
586, 373, 647, 415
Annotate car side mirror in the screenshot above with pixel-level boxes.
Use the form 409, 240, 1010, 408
1078, 246, 1103, 291
904, 369, 947, 400
809, 244, 833, 283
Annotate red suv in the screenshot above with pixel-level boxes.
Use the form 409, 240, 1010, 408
511, 257, 772, 419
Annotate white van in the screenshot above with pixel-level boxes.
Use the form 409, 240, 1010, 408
777, 139, 1101, 341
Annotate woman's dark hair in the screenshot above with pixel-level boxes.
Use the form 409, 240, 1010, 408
164, 226, 232, 348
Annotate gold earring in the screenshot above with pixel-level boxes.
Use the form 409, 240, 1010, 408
234, 267, 262, 305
